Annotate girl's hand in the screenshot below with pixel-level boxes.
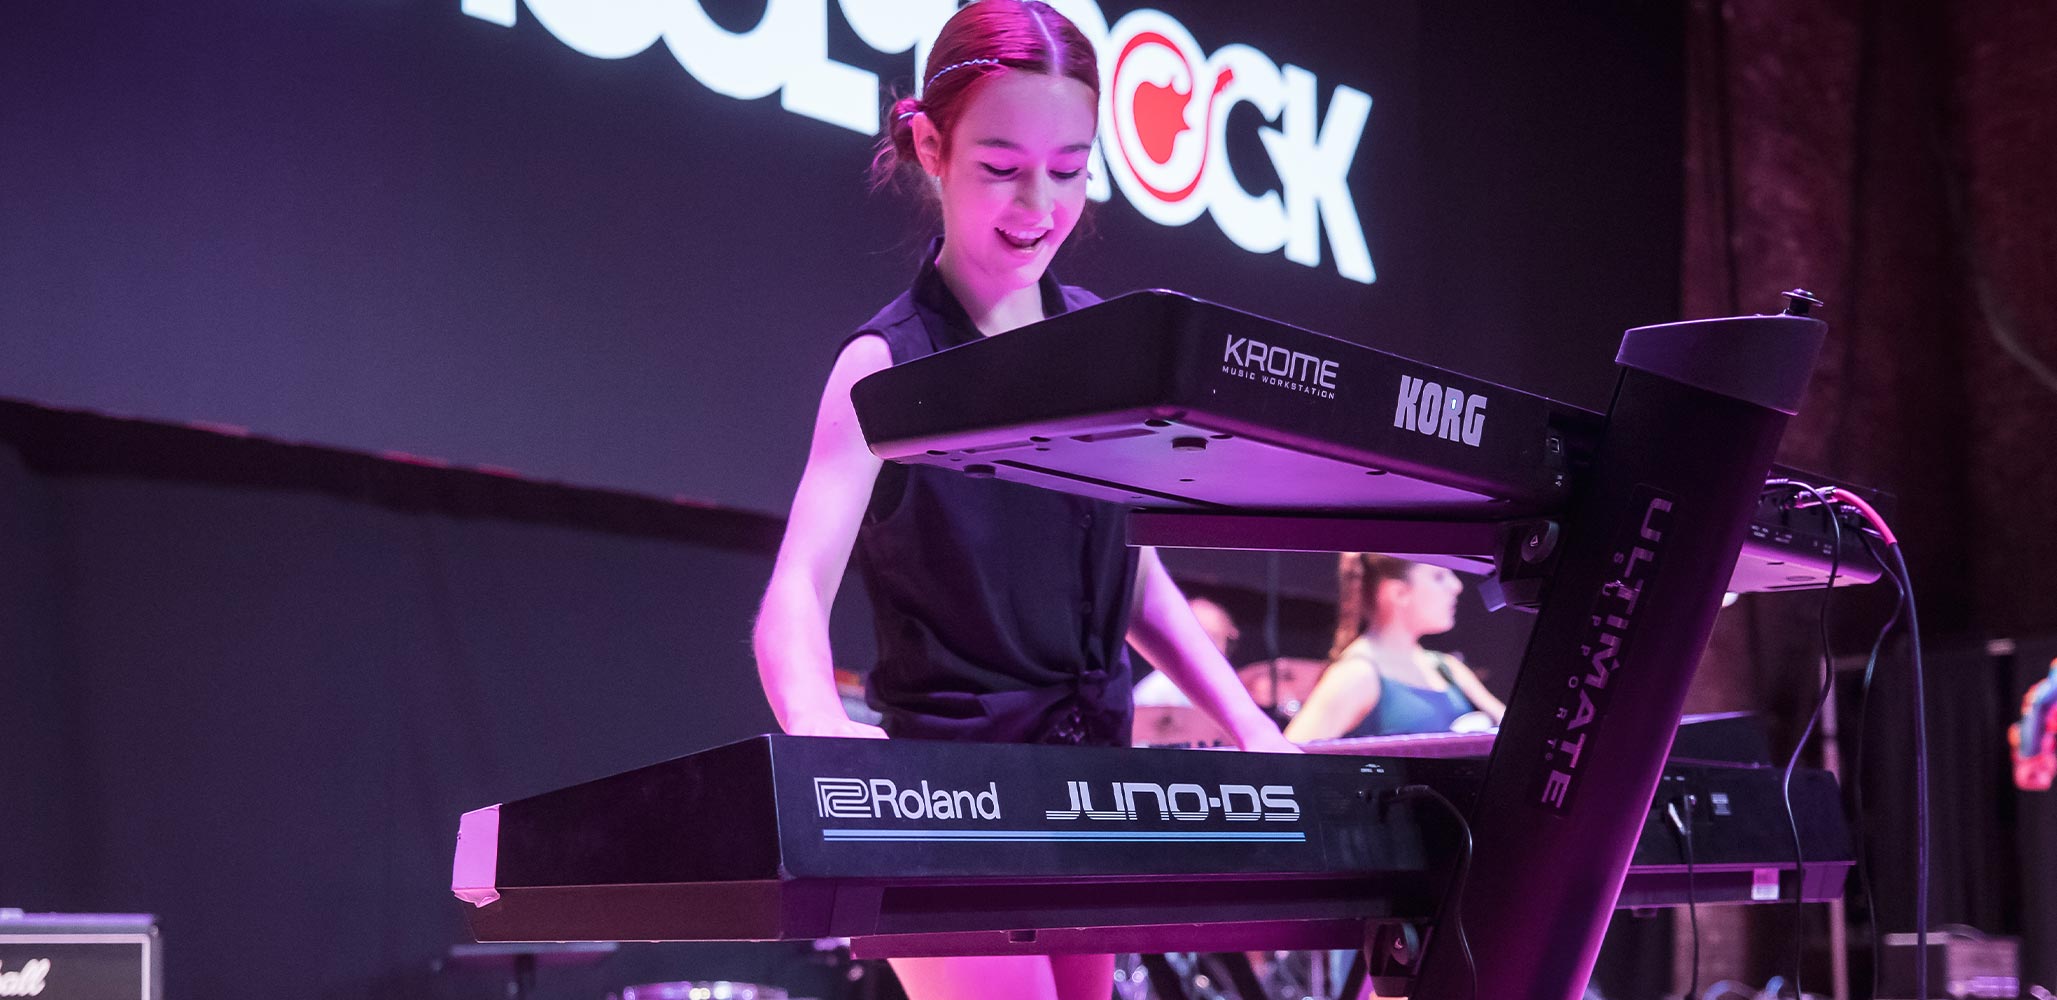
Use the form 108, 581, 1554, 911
784, 713, 889, 740
1236, 726, 1304, 754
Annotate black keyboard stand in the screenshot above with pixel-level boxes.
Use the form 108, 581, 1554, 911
1135, 951, 1269, 1000
1120, 294, 1829, 999
1139, 954, 1186, 1000
1402, 295, 1826, 999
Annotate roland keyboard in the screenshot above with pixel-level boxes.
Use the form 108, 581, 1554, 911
452, 734, 1852, 957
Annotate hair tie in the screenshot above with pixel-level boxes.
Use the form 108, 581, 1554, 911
923, 57, 1002, 92
897, 109, 919, 122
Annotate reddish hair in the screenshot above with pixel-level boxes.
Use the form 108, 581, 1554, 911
1330, 553, 1418, 661
871, 1, 1101, 191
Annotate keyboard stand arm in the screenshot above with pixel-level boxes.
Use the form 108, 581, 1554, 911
1413, 302, 1828, 1000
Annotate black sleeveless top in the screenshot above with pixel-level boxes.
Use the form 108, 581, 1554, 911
848, 240, 1138, 746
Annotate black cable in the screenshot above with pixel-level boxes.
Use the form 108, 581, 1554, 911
1766, 482, 1843, 999
1883, 541, 1929, 1000
1849, 530, 1906, 998
1386, 784, 1476, 1000
1263, 553, 1282, 718
1668, 796, 1701, 1000
1263, 552, 1282, 663
1762, 489, 1916, 1000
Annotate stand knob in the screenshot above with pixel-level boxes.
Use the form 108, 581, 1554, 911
1781, 289, 1824, 316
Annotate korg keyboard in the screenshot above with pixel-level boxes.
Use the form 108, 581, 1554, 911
848, 290, 1885, 594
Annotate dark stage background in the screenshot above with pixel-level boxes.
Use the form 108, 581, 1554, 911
1, 2, 1691, 997
19, 0, 2057, 998
1678, 0, 2057, 991
0, 410, 847, 999
0, 0, 1683, 517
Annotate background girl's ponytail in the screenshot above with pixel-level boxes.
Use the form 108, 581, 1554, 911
1330, 553, 1416, 660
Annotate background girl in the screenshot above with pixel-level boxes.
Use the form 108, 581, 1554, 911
1286, 553, 1506, 741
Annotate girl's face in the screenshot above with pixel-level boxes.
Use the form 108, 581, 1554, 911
915, 70, 1097, 299
1387, 564, 1463, 636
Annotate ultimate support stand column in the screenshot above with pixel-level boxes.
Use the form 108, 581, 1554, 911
1412, 295, 1826, 1000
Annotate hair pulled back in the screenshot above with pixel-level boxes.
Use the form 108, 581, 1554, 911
1330, 553, 1417, 660
872, 0, 1101, 190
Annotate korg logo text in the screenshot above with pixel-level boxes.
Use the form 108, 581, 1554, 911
1394, 375, 1487, 447
814, 777, 1001, 821
1222, 336, 1338, 400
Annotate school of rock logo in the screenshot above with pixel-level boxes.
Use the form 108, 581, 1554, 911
460, 0, 1377, 284
1100, 10, 1373, 283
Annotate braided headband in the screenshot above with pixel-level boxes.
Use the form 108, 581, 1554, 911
926, 56, 1002, 90
896, 57, 1005, 120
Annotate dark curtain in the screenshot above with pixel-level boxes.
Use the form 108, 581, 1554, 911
0, 446, 88, 896
1851, 640, 2024, 989
0, 417, 876, 1000
1679, 0, 2057, 988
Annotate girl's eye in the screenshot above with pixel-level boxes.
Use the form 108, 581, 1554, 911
1051, 169, 1084, 181
979, 163, 1017, 178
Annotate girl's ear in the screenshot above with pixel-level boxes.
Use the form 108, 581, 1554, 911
1377, 577, 1411, 611
911, 113, 944, 178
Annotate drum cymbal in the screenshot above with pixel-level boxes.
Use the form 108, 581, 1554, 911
1130, 704, 1231, 747
1237, 658, 1328, 716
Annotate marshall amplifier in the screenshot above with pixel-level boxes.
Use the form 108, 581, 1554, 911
0, 911, 161, 1000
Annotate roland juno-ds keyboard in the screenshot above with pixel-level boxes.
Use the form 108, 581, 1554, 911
452, 734, 1852, 957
